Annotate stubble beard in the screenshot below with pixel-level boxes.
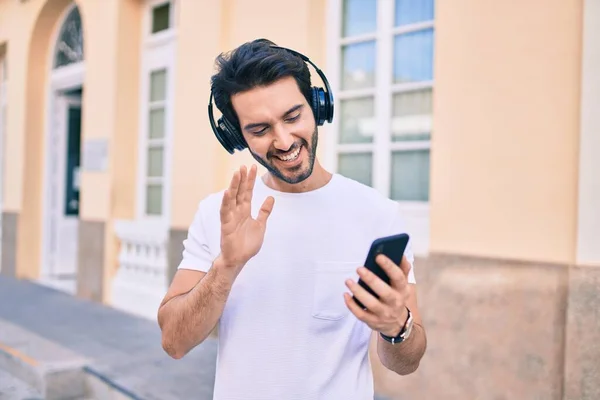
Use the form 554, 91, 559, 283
249, 127, 319, 185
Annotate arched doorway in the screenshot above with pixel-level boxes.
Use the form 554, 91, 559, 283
40, 3, 84, 293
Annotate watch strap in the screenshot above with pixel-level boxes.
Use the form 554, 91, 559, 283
380, 307, 413, 345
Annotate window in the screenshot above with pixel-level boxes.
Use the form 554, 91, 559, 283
333, 0, 435, 202
53, 6, 84, 69
145, 69, 167, 215
138, 0, 176, 220
151, 3, 171, 33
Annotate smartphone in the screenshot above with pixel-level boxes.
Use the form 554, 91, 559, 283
353, 233, 410, 310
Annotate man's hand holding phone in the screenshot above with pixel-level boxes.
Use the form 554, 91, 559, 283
343, 254, 412, 338
217, 165, 275, 275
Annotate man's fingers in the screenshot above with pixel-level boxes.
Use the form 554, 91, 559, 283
243, 165, 258, 216
228, 170, 241, 206
399, 255, 412, 280
236, 166, 248, 206
376, 254, 407, 290
256, 196, 275, 225
356, 267, 396, 304
344, 292, 377, 325
245, 165, 257, 203
345, 279, 384, 314
220, 189, 233, 223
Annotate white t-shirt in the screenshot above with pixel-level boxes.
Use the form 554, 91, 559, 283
178, 173, 416, 400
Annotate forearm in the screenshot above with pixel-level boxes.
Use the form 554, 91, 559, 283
377, 322, 427, 375
159, 260, 237, 359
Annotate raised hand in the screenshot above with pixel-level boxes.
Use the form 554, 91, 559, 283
218, 165, 275, 271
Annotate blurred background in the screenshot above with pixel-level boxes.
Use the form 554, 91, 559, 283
0, 0, 598, 399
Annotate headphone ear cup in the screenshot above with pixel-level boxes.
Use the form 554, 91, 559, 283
214, 117, 236, 154
222, 116, 248, 151
311, 87, 324, 126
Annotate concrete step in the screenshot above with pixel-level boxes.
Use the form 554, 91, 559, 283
0, 318, 92, 400
0, 368, 43, 400
0, 318, 139, 400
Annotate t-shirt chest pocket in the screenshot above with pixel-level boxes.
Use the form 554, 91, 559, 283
311, 261, 361, 321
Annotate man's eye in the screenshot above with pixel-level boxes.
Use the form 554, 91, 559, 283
286, 114, 300, 122
252, 127, 268, 136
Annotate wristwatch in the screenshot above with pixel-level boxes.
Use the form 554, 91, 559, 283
380, 307, 414, 345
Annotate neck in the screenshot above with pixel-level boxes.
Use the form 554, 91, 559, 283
262, 160, 332, 193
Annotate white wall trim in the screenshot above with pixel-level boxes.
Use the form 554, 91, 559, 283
324, 0, 341, 173
576, 0, 600, 267
135, 0, 177, 224
40, 2, 84, 280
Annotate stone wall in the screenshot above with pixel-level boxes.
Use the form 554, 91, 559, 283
370, 254, 600, 400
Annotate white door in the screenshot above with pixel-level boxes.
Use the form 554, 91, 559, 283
48, 93, 81, 278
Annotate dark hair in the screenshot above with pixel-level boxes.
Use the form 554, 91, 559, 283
210, 38, 313, 130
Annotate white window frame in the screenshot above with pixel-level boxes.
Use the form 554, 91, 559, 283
326, 0, 434, 255
137, 0, 177, 222
576, 0, 600, 266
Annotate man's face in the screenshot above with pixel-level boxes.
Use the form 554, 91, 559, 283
231, 76, 318, 185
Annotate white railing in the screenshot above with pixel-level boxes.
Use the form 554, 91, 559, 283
111, 219, 169, 321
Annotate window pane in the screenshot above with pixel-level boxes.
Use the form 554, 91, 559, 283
149, 108, 165, 139
395, 0, 435, 27
393, 28, 434, 83
392, 89, 432, 141
152, 3, 171, 33
342, 41, 376, 90
53, 7, 84, 69
150, 69, 167, 102
146, 184, 163, 215
390, 150, 430, 201
338, 153, 372, 187
339, 97, 375, 144
147, 146, 164, 177
342, 0, 377, 37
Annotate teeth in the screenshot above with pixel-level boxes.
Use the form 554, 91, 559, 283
278, 147, 301, 161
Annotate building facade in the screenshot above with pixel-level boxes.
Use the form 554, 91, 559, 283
0, 0, 598, 398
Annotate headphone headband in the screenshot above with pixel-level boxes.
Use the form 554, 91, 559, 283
208, 44, 335, 154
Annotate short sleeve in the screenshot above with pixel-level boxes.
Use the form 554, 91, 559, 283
177, 200, 215, 273
386, 204, 417, 284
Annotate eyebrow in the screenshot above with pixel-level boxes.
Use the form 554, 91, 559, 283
243, 104, 304, 131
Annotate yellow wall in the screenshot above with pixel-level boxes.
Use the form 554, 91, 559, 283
170, 0, 327, 229
0, 0, 141, 285
10, 0, 77, 279
169, 0, 224, 230
0, 0, 585, 278
430, 0, 583, 264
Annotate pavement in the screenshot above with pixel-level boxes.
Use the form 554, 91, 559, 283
0, 275, 217, 399
0, 275, 392, 400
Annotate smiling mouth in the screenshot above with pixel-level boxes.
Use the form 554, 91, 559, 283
274, 145, 302, 162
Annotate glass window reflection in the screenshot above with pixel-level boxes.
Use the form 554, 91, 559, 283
393, 28, 434, 83
342, 0, 377, 37
395, 0, 435, 27
342, 41, 376, 90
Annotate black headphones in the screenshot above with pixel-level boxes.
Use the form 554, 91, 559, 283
208, 45, 334, 154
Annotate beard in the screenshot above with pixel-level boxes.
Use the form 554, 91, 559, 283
249, 127, 318, 185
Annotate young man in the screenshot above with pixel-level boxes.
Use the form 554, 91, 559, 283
158, 39, 427, 399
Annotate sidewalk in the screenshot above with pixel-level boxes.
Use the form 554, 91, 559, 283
0, 275, 217, 399
0, 276, 394, 400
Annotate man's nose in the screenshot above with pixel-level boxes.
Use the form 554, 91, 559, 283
272, 123, 295, 151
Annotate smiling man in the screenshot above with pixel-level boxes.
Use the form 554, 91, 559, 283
157, 39, 427, 400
